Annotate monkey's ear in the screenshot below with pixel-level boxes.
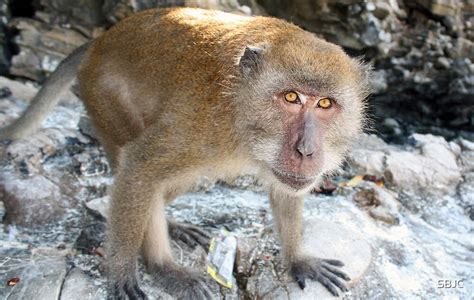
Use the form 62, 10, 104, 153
239, 46, 264, 75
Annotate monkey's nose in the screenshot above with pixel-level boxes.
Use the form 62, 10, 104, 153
296, 142, 315, 157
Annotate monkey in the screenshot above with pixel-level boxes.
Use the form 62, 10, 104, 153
0, 7, 371, 299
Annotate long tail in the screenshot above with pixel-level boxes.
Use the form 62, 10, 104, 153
0, 42, 90, 140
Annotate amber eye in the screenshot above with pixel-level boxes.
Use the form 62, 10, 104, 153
317, 98, 332, 109
284, 92, 299, 103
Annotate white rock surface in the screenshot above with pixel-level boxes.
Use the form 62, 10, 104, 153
0, 251, 67, 300
60, 268, 102, 300
353, 182, 400, 224
0, 76, 37, 100
86, 196, 110, 219
349, 133, 462, 196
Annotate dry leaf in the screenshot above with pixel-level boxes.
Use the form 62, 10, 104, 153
7, 278, 20, 286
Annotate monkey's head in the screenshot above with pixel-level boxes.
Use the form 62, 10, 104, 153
234, 31, 371, 193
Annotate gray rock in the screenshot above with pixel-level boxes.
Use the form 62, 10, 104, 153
0, 250, 67, 300
256, 0, 390, 50
349, 149, 386, 178
0, 3, 10, 76
0, 172, 69, 227
348, 134, 392, 177
448, 141, 461, 157
382, 117, 400, 129
353, 182, 400, 224
39, 0, 106, 28
0, 76, 38, 100
75, 220, 106, 253
86, 196, 110, 219
373, 2, 392, 20
4, 128, 82, 171
453, 37, 474, 60
384, 146, 461, 195
9, 18, 88, 81
60, 268, 102, 300
459, 148, 474, 175
411, 0, 462, 17
349, 133, 462, 196
102, 0, 249, 23
78, 115, 97, 140
370, 69, 388, 94
436, 56, 451, 69
458, 138, 474, 151
0, 76, 79, 109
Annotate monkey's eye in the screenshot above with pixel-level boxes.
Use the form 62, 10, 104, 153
317, 98, 333, 109
284, 92, 299, 103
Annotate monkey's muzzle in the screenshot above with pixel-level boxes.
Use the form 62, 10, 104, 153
272, 169, 315, 190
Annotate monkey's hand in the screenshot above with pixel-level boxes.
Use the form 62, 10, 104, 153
290, 255, 350, 296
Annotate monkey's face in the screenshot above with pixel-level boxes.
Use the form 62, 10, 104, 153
236, 38, 370, 191
269, 90, 336, 190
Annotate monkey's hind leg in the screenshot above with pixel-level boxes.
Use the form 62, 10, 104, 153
144, 201, 213, 299
167, 219, 211, 249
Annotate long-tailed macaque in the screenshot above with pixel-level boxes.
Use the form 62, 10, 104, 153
0, 8, 370, 299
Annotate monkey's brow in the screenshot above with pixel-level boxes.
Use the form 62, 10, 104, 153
286, 80, 344, 99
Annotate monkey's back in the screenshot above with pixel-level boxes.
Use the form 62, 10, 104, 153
78, 8, 310, 149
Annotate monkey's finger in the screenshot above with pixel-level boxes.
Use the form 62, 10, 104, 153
178, 233, 199, 247
321, 264, 351, 281
294, 273, 307, 290
317, 274, 340, 297
133, 285, 148, 300
122, 282, 147, 300
322, 259, 344, 267
184, 229, 211, 246
198, 282, 213, 299
321, 269, 349, 293
186, 226, 212, 239
297, 278, 306, 290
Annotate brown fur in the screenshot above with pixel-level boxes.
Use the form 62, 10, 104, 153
2, 7, 370, 299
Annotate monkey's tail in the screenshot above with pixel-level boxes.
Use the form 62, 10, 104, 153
0, 42, 91, 141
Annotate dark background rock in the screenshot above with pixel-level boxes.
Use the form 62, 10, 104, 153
75, 220, 106, 253
0, 0, 12, 76
0, 0, 471, 141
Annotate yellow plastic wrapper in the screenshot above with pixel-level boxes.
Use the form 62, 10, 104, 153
341, 174, 364, 187
207, 228, 237, 289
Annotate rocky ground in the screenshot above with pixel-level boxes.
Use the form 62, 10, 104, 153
0, 0, 473, 299
0, 77, 472, 299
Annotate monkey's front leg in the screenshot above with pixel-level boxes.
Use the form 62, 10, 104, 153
269, 189, 350, 296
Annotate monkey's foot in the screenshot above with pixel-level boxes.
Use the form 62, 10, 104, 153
111, 277, 147, 300
151, 264, 213, 299
290, 256, 350, 296
168, 219, 211, 249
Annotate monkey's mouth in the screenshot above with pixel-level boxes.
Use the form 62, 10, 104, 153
272, 169, 315, 189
